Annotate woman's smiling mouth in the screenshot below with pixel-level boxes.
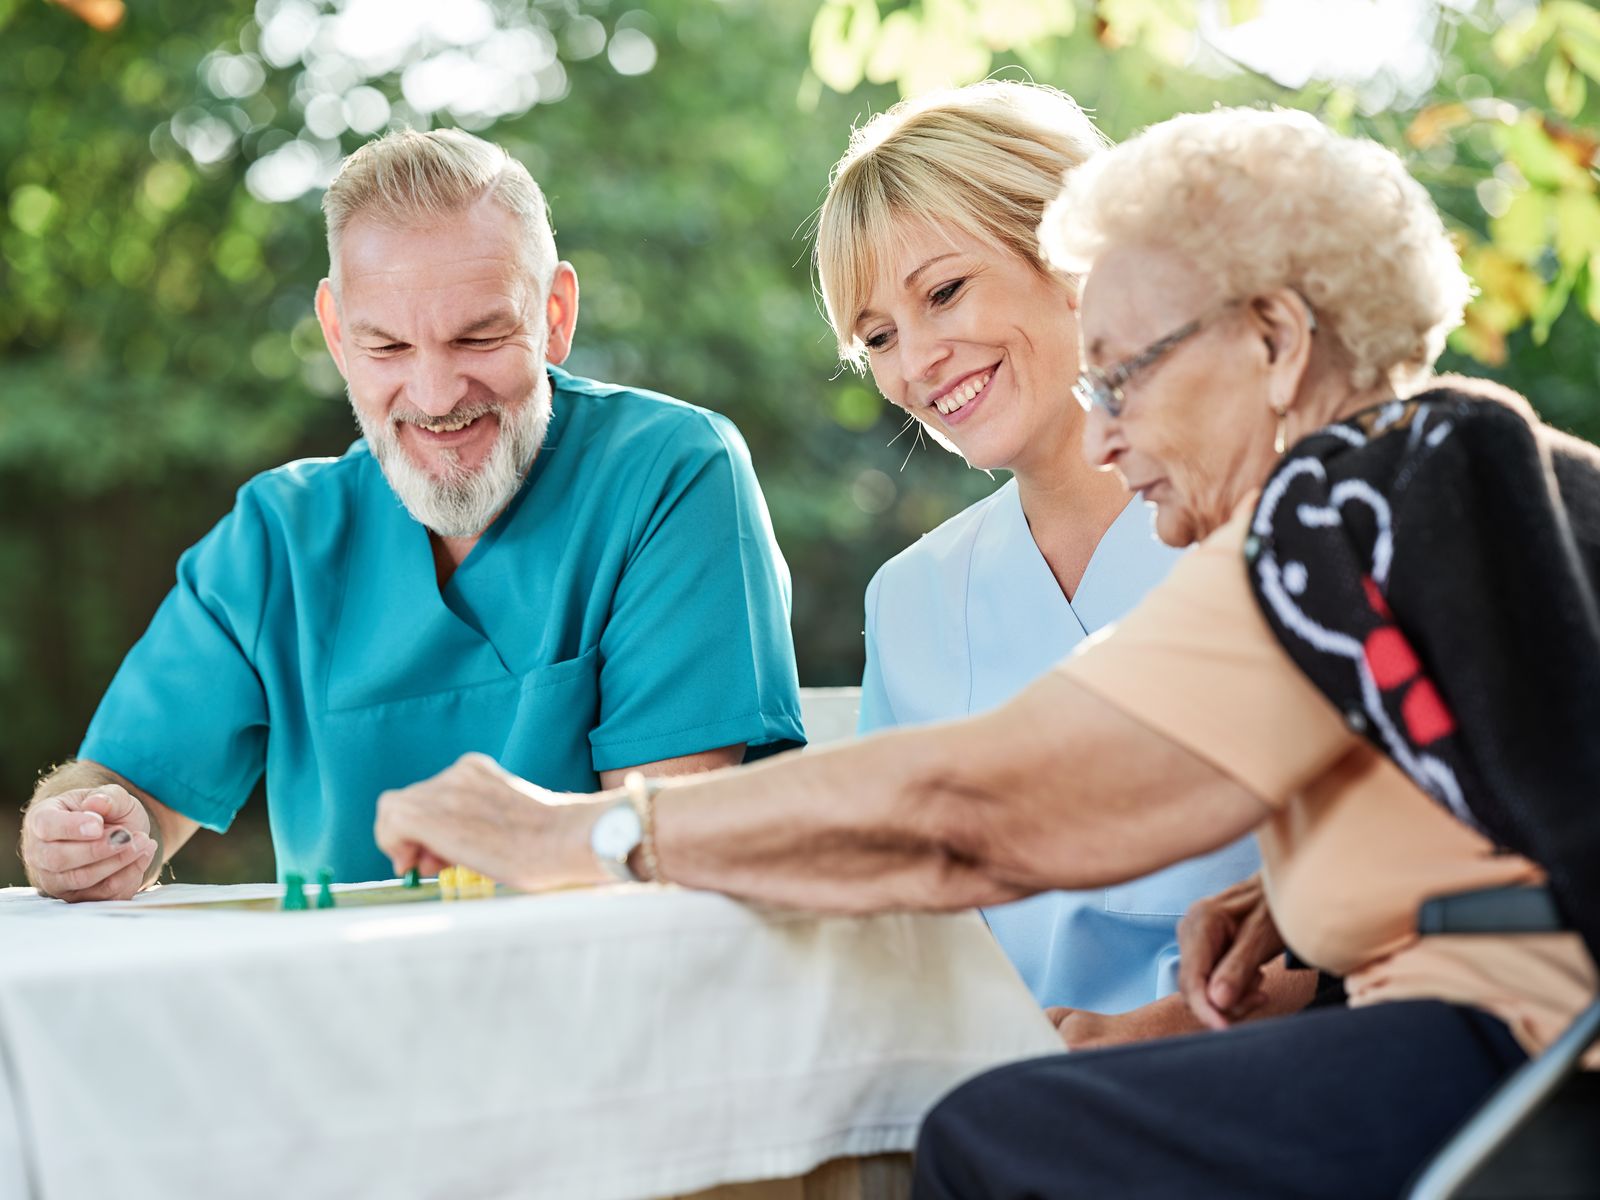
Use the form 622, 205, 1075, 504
932, 364, 998, 423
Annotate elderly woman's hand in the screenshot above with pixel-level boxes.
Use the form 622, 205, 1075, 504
374, 753, 606, 889
1176, 873, 1284, 1030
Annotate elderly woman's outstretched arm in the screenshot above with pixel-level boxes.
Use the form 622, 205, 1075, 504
375, 668, 1270, 915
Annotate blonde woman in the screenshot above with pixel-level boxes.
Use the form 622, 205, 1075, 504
813, 82, 1275, 1045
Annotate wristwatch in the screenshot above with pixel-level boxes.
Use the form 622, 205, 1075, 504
590, 796, 646, 883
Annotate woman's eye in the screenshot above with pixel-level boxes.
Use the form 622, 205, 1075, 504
864, 330, 893, 351
931, 278, 966, 306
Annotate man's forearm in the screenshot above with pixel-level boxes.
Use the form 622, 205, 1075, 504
26, 761, 169, 889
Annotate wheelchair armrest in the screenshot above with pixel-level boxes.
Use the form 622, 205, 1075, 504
1416, 884, 1564, 935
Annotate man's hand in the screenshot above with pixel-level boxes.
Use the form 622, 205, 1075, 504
375, 753, 606, 889
1176, 873, 1285, 1030
21, 785, 158, 902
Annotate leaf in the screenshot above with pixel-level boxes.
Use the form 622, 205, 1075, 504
1321, 87, 1357, 133
1560, 28, 1600, 83
864, 9, 920, 86
1496, 112, 1591, 190
1464, 243, 1546, 324
795, 68, 823, 114
1551, 0, 1600, 44
44, 0, 124, 31
1585, 254, 1600, 323
896, 0, 989, 95
1449, 316, 1507, 366
1555, 189, 1600, 268
1490, 186, 1554, 262
1492, 5, 1557, 68
809, 0, 879, 94
1406, 102, 1471, 150
975, 0, 1074, 49
900, 30, 991, 96
1546, 49, 1586, 118
1532, 261, 1580, 343
1225, 0, 1261, 25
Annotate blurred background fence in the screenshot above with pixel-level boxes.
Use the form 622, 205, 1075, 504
3, 0, 1598, 885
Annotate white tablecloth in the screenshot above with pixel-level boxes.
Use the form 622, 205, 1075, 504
0, 882, 1059, 1200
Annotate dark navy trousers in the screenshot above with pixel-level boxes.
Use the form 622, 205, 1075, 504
914, 999, 1527, 1199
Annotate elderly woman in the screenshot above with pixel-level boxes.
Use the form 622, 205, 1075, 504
815, 80, 1273, 1044
376, 107, 1599, 1196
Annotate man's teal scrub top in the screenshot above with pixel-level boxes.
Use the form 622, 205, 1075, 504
81, 368, 805, 882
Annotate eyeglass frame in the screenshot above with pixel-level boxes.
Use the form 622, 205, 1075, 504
1072, 293, 1317, 420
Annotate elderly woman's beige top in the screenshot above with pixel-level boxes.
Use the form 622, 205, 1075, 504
1059, 498, 1597, 1059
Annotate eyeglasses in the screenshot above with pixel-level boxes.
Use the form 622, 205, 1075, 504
1074, 293, 1317, 420
1073, 304, 1231, 420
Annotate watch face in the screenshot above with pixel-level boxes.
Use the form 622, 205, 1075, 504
592, 802, 643, 861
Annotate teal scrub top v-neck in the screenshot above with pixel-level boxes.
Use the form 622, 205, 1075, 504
82, 369, 804, 882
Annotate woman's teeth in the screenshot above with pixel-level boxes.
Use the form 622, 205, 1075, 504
934, 370, 991, 415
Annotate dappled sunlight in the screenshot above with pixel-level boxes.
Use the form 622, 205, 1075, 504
162, 1, 665, 204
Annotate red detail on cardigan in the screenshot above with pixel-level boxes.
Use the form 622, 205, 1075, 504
1364, 627, 1420, 690
1402, 678, 1458, 744
1362, 575, 1392, 619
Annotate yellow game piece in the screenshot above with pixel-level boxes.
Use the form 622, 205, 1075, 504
439, 865, 458, 901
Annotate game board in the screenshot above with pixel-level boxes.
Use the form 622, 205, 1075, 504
123, 867, 512, 913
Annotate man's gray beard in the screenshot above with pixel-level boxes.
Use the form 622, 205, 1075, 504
355, 373, 552, 539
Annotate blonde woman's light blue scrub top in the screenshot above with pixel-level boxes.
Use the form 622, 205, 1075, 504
859, 478, 1261, 1011
81, 369, 805, 883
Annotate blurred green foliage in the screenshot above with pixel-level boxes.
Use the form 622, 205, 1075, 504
4, 0, 1599, 886
810, 0, 1600, 364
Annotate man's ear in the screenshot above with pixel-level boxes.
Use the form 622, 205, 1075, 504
543, 261, 580, 365
315, 279, 350, 380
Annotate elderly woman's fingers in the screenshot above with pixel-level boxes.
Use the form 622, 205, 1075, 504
1177, 872, 1286, 1028
375, 775, 500, 880
374, 787, 432, 877
1215, 899, 1285, 997
415, 850, 451, 877
1205, 903, 1275, 1012
1177, 903, 1236, 1029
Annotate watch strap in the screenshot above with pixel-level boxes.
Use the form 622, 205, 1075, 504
621, 771, 663, 884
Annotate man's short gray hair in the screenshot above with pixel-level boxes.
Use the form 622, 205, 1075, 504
322, 128, 557, 292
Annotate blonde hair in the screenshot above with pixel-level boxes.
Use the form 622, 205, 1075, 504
322, 128, 557, 292
815, 80, 1108, 366
1040, 107, 1471, 392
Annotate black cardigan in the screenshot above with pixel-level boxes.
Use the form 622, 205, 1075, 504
1245, 378, 1600, 969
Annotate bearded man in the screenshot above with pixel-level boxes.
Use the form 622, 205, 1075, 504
20, 129, 804, 900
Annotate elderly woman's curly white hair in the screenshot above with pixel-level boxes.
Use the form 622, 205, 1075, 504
1039, 107, 1472, 392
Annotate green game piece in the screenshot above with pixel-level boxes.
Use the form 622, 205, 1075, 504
402, 867, 421, 889
282, 872, 307, 911
316, 869, 336, 909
